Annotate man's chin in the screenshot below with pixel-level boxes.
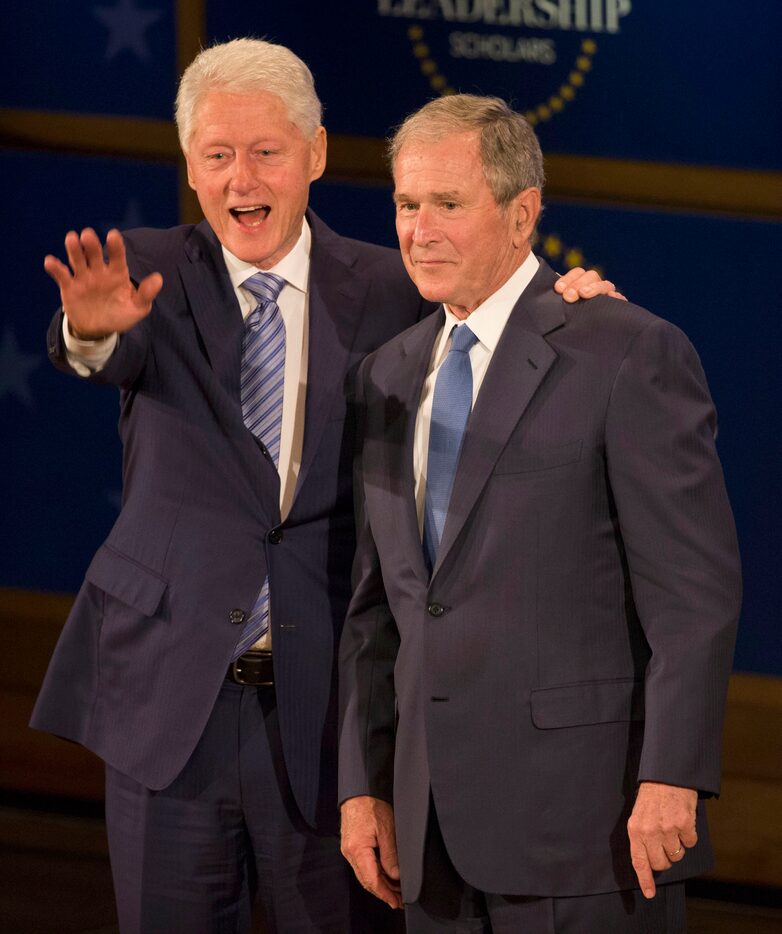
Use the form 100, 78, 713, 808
225, 230, 280, 268
410, 276, 451, 306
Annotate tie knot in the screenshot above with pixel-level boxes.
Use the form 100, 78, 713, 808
450, 324, 478, 355
243, 271, 285, 307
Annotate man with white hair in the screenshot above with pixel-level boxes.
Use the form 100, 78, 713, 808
33, 41, 616, 932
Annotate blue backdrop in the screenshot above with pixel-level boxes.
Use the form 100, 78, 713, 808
210, 0, 781, 170
1, 1, 779, 676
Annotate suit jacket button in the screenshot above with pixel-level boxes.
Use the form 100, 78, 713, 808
229, 608, 246, 625
428, 603, 445, 618
268, 528, 283, 544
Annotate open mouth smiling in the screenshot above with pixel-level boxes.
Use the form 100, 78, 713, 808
230, 205, 271, 227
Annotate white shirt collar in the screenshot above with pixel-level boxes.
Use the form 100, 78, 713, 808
221, 218, 312, 296
442, 251, 539, 351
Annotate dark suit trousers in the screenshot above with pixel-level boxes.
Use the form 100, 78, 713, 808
105, 681, 399, 934
405, 799, 686, 934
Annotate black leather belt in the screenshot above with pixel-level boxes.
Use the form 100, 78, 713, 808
226, 650, 273, 686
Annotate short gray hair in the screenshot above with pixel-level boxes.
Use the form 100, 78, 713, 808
175, 38, 323, 152
389, 94, 544, 206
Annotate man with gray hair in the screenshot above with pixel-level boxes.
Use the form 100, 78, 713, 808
33, 39, 616, 932
339, 94, 740, 932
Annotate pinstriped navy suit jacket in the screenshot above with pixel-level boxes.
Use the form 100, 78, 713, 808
31, 211, 431, 831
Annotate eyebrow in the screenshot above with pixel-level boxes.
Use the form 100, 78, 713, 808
393, 190, 462, 203
199, 134, 284, 147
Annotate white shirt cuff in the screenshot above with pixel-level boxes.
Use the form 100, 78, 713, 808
62, 314, 118, 376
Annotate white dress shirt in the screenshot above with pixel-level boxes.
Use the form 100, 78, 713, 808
413, 251, 540, 534
221, 222, 311, 522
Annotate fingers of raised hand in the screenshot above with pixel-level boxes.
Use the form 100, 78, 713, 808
57, 228, 126, 282
105, 228, 126, 262
79, 227, 106, 267
61, 227, 107, 274
137, 272, 164, 308
61, 229, 88, 275
43, 254, 73, 291
45, 228, 158, 334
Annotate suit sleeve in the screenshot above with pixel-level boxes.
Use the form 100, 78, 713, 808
338, 357, 400, 806
604, 316, 741, 796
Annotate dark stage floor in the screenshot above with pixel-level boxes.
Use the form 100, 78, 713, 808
1, 801, 780, 933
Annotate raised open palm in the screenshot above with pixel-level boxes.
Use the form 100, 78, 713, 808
44, 227, 162, 339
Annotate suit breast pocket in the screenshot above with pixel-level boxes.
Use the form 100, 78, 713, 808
530, 678, 645, 729
493, 439, 583, 476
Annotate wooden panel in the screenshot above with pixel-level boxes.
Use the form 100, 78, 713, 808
1, 109, 779, 219
0, 589, 74, 692
721, 673, 782, 781
0, 589, 103, 800
1, 689, 104, 800
542, 154, 782, 220
687, 898, 782, 934
706, 776, 782, 889
322, 135, 782, 220
704, 673, 782, 888
0, 108, 177, 161
175, 0, 206, 226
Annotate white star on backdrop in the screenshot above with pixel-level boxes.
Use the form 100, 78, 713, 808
0, 328, 41, 407
93, 0, 162, 62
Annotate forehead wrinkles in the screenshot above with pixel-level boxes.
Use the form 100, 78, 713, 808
395, 136, 485, 189
193, 91, 296, 131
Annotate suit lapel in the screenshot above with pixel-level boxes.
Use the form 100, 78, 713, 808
292, 213, 370, 505
385, 313, 444, 586
181, 221, 245, 402
433, 262, 566, 578
180, 221, 280, 523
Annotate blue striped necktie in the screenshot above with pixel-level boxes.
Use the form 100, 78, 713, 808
233, 271, 286, 658
423, 324, 478, 573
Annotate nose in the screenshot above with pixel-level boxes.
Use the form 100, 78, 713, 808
229, 152, 259, 194
411, 206, 440, 246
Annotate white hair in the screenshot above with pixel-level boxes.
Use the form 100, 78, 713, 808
175, 38, 323, 151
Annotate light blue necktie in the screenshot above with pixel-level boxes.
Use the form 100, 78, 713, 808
423, 324, 478, 573
233, 271, 286, 658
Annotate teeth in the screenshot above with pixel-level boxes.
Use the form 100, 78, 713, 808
233, 205, 266, 213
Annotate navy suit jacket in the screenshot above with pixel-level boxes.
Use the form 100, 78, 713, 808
31, 211, 431, 831
339, 259, 741, 900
